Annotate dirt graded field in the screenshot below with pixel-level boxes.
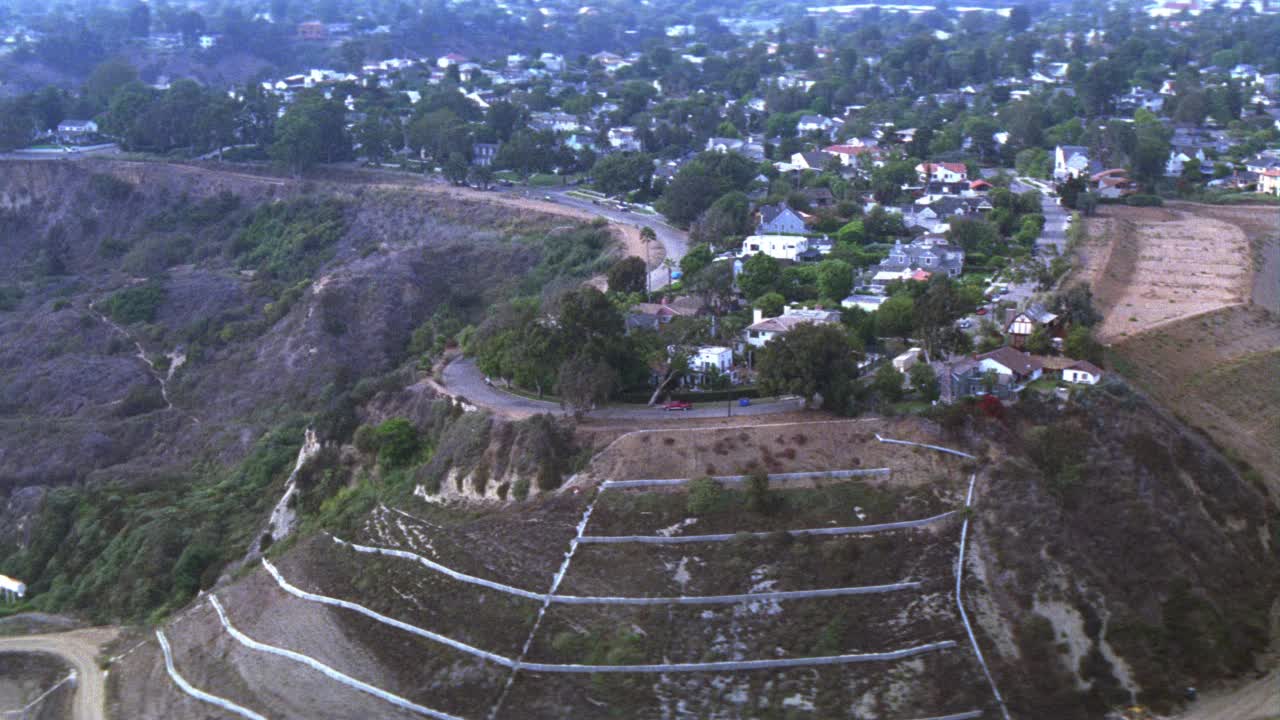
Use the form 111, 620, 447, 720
1081, 201, 1280, 496
1081, 203, 1261, 341
579, 417, 972, 485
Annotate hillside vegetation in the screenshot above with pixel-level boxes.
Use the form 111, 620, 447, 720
0, 159, 615, 622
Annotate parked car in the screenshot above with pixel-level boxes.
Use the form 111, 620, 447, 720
957, 319, 972, 329
663, 400, 693, 412
976, 307, 988, 316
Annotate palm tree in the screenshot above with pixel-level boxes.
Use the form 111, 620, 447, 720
640, 225, 657, 300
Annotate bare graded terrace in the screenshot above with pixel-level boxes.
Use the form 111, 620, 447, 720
124, 423, 998, 719
1080, 202, 1260, 341
1081, 201, 1280, 494
579, 418, 970, 487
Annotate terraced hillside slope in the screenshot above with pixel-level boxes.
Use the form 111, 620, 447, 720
112, 397, 1277, 719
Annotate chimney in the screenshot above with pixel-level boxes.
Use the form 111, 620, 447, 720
753, 307, 764, 324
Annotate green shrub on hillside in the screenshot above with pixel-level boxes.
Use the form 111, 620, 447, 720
103, 282, 166, 324
116, 383, 166, 417
231, 198, 347, 284
0, 420, 305, 622
373, 418, 420, 468
686, 477, 726, 515
518, 226, 613, 293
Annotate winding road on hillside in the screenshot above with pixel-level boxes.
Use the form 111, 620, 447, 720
442, 357, 804, 420
542, 189, 690, 291
0, 627, 117, 720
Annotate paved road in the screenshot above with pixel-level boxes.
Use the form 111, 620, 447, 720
0, 627, 118, 720
544, 191, 689, 292
442, 357, 804, 420
1037, 190, 1070, 259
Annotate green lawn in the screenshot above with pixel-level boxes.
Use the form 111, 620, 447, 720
887, 399, 933, 415
1025, 377, 1064, 394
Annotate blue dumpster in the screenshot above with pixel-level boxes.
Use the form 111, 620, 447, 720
738, 398, 751, 407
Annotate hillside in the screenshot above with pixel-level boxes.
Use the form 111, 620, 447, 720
105, 390, 1278, 719
0, 159, 618, 622
1081, 202, 1280, 497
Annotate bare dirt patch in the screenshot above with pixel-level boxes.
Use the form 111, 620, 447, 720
580, 418, 972, 484
1081, 204, 1260, 341
1082, 202, 1280, 494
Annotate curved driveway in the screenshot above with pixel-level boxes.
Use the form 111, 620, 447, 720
0, 627, 118, 720
442, 358, 804, 420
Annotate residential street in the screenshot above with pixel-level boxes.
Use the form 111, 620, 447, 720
442, 357, 804, 420
540, 189, 689, 292
1036, 189, 1070, 258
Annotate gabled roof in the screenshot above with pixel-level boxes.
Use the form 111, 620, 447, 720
758, 203, 805, 227
746, 308, 840, 334
918, 161, 967, 175
976, 347, 1043, 376
1058, 145, 1089, 161
825, 144, 879, 156
1067, 359, 1104, 376
1090, 168, 1129, 182
798, 151, 829, 168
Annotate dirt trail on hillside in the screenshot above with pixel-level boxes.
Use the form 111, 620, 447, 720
0, 627, 118, 720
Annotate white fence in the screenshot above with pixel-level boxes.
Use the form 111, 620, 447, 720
156, 629, 267, 720
258, 561, 957, 674
209, 594, 464, 720
954, 474, 1010, 720
874, 434, 976, 459
332, 536, 924, 604
601, 467, 891, 489
578, 511, 957, 545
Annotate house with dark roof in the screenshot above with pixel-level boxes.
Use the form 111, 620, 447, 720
788, 151, 831, 171
801, 187, 835, 208
977, 346, 1044, 381
1004, 304, 1061, 349
1062, 360, 1104, 385
874, 236, 965, 279
756, 204, 808, 234
938, 347, 1045, 403
1054, 145, 1091, 180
